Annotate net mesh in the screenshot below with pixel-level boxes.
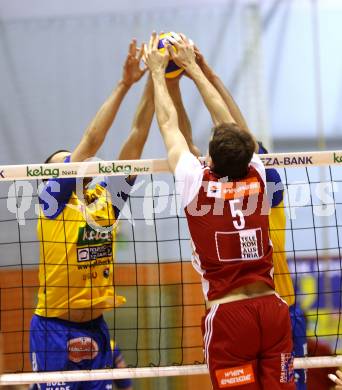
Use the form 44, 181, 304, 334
0, 152, 342, 385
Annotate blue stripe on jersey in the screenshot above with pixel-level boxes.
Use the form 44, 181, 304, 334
258, 143, 284, 207
39, 155, 76, 219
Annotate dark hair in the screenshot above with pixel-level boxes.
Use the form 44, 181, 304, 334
44, 149, 71, 164
209, 123, 255, 180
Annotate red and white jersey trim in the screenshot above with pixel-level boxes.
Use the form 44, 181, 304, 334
191, 239, 209, 299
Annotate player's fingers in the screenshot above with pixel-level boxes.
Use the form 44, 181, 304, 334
167, 36, 180, 49
179, 32, 188, 43
165, 43, 174, 58
128, 40, 134, 55
151, 31, 158, 50
131, 38, 137, 57
329, 374, 342, 386
179, 33, 191, 47
148, 32, 155, 51
123, 53, 131, 66
138, 43, 145, 61
336, 370, 342, 379
142, 43, 148, 61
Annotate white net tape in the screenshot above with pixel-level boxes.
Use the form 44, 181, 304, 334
0, 357, 342, 385
0, 150, 341, 181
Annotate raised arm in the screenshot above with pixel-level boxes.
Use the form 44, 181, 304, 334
144, 33, 190, 173
70, 39, 146, 162
117, 73, 154, 160
194, 45, 250, 133
168, 35, 235, 126
166, 77, 201, 157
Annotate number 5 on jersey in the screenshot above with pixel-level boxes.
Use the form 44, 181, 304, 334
229, 199, 245, 230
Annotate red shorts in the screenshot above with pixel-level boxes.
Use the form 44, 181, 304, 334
201, 294, 295, 389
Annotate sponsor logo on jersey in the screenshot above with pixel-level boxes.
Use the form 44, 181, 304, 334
216, 228, 263, 262
77, 245, 112, 263
77, 258, 111, 270
78, 225, 113, 246
207, 182, 222, 198
103, 267, 110, 278
67, 337, 99, 363
280, 353, 294, 383
82, 271, 97, 281
215, 364, 255, 388
207, 178, 260, 200
333, 152, 342, 164
77, 224, 113, 263
240, 230, 260, 259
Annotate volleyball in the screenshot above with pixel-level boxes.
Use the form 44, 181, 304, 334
158, 32, 184, 79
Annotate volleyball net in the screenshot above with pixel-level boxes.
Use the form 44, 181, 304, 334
0, 150, 342, 385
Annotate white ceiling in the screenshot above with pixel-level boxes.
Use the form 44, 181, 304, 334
1, 0, 341, 21
0, 0, 232, 20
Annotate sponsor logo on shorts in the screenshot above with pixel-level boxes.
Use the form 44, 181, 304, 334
46, 382, 70, 390
215, 364, 255, 388
333, 152, 342, 164
67, 337, 99, 363
280, 353, 295, 383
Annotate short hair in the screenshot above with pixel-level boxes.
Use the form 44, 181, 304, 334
44, 149, 71, 164
208, 123, 255, 180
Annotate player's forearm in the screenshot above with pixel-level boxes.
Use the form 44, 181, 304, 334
151, 71, 178, 137
118, 77, 154, 160
186, 63, 235, 126
73, 81, 130, 161
167, 80, 200, 156
208, 73, 250, 133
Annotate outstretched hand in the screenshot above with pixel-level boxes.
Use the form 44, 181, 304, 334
122, 39, 147, 87
144, 32, 169, 75
166, 33, 196, 71
194, 44, 212, 74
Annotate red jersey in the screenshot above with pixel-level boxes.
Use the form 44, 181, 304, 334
175, 152, 275, 300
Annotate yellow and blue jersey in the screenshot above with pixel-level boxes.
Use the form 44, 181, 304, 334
35, 155, 130, 318
259, 144, 295, 306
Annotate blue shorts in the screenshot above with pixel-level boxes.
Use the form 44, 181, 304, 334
30, 314, 113, 390
289, 305, 307, 390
